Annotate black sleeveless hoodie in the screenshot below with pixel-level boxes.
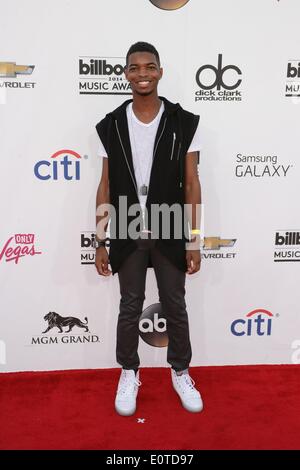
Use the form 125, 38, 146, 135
96, 96, 199, 275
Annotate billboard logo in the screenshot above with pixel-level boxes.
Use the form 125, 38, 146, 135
274, 230, 300, 262
79, 57, 131, 95
285, 60, 300, 102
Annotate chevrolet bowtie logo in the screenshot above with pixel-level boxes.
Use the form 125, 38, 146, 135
203, 237, 236, 250
0, 62, 35, 78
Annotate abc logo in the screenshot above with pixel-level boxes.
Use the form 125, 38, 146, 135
196, 54, 242, 91
149, 0, 190, 10
139, 303, 168, 347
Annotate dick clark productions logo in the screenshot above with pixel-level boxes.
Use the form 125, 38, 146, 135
195, 54, 242, 102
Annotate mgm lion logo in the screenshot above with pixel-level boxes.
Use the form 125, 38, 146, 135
43, 311, 89, 334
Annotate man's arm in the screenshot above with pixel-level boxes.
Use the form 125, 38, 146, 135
95, 158, 111, 276
184, 151, 202, 275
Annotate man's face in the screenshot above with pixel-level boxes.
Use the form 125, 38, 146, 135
125, 51, 163, 96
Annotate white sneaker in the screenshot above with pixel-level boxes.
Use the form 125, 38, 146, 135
115, 369, 141, 416
171, 368, 203, 413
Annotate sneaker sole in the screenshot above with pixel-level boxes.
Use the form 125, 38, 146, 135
172, 379, 204, 413
180, 399, 204, 413
115, 402, 136, 416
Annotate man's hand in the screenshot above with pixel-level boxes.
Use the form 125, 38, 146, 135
95, 247, 112, 276
186, 249, 201, 275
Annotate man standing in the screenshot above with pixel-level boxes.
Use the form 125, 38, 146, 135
95, 42, 203, 416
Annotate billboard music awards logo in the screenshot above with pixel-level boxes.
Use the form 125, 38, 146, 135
139, 303, 168, 347
274, 230, 300, 262
195, 54, 242, 102
201, 236, 237, 260
81, 232, 95, 265
34, 149, 86, 181
80, 231, 110, 265
285, 60, 300, 102
231, 309, 277, 337
31, 311, 100, 345
234, 153, 293, 178
149, 0, 190, 10
0, 234, 42, 264
79, 57, 131, 95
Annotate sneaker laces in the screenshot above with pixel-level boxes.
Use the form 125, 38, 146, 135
117, 372, 141, 397
177, 374, 199, 397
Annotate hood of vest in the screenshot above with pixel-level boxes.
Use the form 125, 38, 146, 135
108, 96, 181, 118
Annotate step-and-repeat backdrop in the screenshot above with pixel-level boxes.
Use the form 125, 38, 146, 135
1, 0, 300, 372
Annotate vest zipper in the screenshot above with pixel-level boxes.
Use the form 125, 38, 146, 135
153, 117, 167, 160
176, 141, 182, 161
115, 116, 167, 233
115, 119, 139, 198
144, 116, 167, 232
170, 132, 176, 160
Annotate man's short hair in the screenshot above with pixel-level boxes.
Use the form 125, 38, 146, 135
126, 42, 160, 67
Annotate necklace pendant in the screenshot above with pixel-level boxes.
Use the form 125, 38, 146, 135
140, 184, 148, 196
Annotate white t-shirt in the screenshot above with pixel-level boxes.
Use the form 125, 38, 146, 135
96, 102, 203, 215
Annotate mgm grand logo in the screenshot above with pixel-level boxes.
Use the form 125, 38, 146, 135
31, 311, 100, 345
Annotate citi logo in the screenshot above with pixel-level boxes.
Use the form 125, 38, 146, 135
79, 59, 125, 76
231, 309, 274, 337
34, 149, 82, 181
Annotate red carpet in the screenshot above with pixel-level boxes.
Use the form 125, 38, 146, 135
0, 365, 299, 450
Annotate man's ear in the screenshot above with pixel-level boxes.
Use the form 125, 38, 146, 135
159, 67, 163, 80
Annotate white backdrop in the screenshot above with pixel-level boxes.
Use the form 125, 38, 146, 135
1, 0, 300, 373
